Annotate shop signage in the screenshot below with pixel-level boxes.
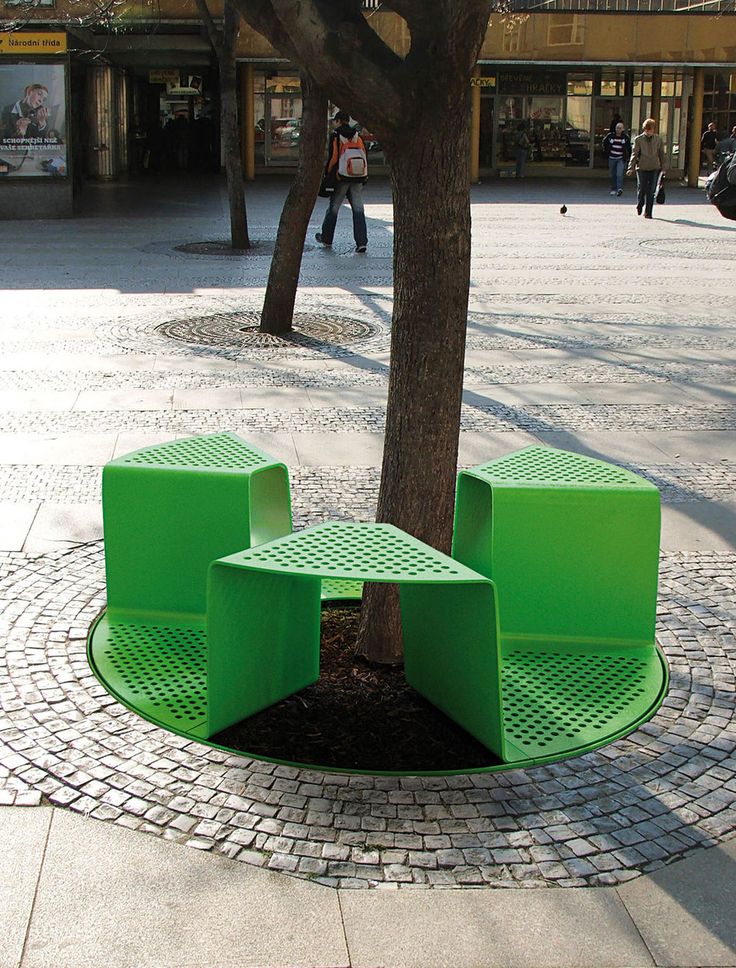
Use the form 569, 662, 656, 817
497, 70, 566, 96
0, 32, 67, 55
149, 69, 180, 85
471, 77, 496, 88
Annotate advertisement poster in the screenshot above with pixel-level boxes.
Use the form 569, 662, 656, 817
0, 63, 67, 176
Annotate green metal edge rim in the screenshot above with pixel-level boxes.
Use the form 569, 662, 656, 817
86, 609, 670, 778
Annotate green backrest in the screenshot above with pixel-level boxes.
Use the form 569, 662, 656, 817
453, 446, 660, 649
103, 432, 292, 619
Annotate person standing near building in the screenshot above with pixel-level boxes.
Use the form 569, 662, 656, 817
315, 110, 368, 253
701, 121, 719, 171
603, 121, 631, 196
627, 118, 666, 219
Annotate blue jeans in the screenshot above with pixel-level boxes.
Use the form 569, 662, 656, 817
636, 169, 659, 216
320, 181, 367, 246
608, 157, 624, 192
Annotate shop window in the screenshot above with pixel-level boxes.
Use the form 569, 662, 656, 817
567, 73, 593, 96
600, 70, 626, 98
547, 15, 584, 47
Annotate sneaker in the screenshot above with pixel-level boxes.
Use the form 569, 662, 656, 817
315, 233, 331, 246
616, 189, 623, 196
636, 204, 643, 215
609, 190, 616, 196
356, 244, 367, 253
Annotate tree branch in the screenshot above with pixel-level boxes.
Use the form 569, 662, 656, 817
193, 0, 222, 56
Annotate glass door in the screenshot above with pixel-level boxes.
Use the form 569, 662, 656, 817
264, 75, 301, 167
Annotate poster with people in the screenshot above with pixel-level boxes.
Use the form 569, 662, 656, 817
0, 63, 67, 176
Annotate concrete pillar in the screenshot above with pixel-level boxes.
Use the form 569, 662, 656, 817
470, 65, 481, 184
86, 65, 117, 179
688, 67, 705, 188
650, 67, 662, 128
242, 63, 255, 181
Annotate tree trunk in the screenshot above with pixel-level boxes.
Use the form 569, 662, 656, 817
260, 71, 326, 334
355, 100, 474, 665
220, 2, 249, 249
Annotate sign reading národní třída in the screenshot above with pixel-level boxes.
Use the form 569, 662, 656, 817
0, 32, 67, 54
0, 63, 67, 177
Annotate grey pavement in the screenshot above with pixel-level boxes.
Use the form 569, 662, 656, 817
0, 173, 735, 965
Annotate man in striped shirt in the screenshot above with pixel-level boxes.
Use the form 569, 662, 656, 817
603, 122, 631, 197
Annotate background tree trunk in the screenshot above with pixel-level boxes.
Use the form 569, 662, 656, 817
220, 2, 249, 249
195, 0, 250, 249
260, 71, 326, 334
355, 99, 474, 665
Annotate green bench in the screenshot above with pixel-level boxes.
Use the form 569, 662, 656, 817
90, 437, 667, 769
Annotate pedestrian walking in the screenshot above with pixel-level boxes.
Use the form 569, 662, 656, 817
701, 121, 719, 171
602, 122, 631, 196
514, 122, 530, 178
315, 110, 369, 253
626, 118, 666, 219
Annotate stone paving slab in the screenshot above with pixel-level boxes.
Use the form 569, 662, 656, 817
0, 807, 51, 968
618, 836, 736, 967
340, 887, 654, 968
22, 808, 348, 968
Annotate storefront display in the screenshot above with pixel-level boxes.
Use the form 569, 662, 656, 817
0, 61, 67, 177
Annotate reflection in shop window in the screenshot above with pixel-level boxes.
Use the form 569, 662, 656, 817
502, 19, 524, 53
547, 14, 584, 47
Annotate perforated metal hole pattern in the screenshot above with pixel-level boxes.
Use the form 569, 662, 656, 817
104, 623, 207, 729
474, 447, 644, 488
502, 650, 650, 750
237, 523, 463, 581
119, 433, 269, 470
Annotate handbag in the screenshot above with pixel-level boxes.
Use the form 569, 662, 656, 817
655, 172, 666, 205
318, 169, 336, 198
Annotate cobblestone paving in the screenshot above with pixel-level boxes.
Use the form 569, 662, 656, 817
2, 404, 736, 434
0, 544, 734, 888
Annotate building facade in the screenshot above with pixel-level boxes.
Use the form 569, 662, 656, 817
1, 0, 735, 217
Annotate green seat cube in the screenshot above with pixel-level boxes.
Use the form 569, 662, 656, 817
206, 522, 504, 755
102, 432, 292, 620
452, 446, 661, 650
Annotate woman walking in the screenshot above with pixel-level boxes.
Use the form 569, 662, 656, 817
626, 118, 666, 219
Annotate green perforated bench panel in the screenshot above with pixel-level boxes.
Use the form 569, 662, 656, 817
91, 613, 209, 736
466, 446, 656, 490
88, 611, 667, 772
321, 578, 364, 601
500, 643, 664, 760
453, 446, 660, 649
102, 432, 292, 617
108, 431, 275, 472
219, 521, 484, 584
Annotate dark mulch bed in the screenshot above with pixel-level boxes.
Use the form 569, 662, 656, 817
214, 605, 501, 773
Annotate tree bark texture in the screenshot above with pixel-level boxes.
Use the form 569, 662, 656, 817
220, 2, 250, 249
230, 0, 493, 662
194, 0, 250, 248
354, 97, 475, 666
260, 71, 326, 334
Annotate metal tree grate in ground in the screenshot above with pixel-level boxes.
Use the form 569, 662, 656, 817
155, 311, 380, 349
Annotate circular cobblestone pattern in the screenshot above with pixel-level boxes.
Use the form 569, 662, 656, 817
155, 311, 380, 349
1, 544, 735, 889
173, 241, 281, 257
639, 237, 736, 260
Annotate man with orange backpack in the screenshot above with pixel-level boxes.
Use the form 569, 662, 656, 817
315, 110, 369, 253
